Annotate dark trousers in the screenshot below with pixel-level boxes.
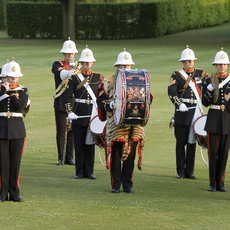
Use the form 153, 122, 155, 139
174, 124, 196, 176
207, 132, 229, 188
0, 138, 25, 199
54, 108, 74, 162
73, 125, 95, 176
110, 141, 137, 190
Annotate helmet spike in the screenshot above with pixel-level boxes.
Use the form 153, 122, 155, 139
221, 47, 224, 51
86, 45, 88, 48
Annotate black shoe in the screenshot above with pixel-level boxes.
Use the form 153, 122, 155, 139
112, 188, 120, 193
185, 174, 197, 179
65, 159, 75, 165
217, 187, 227, 192
208, 186, 216, 192
76, 175, 83, 179
56, 159, 63, 165
10, 197, 23, 202
85, 174, 96, 179
123, 188, 134, 193
177, 174, 184, 179
0, 196, 7, 202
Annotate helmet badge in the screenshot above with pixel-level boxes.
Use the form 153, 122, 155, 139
189, 51, 193, 56
68, 43, 73, 49
12, 66, 17, 72
220, 54, 226, 60
124, 54, 129, 60
86, 51, 91, 57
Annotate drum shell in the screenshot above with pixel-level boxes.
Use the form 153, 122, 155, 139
193, 115, 207, 149
113, 69, 151, 126
89, 115, 106, 148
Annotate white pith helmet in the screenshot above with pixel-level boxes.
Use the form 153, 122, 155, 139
178, 45, 197, 62
60, 37, 78, 54
78, 45, 96, 62
114, 48, 135, 66
4, 58, 23, 77
0, 59, 9, 77
212, 47, 230, 65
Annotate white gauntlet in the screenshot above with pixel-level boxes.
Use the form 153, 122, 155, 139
68, 112, 78, 120
207, 84, 214, 92
110, 101, 115, 109
60, 70, 75, 80
179, 103, 188, 112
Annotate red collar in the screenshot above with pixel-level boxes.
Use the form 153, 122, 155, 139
183, 67, 194, 73
82, 70, 91, 75
216, 72, 228, 78
61, 60, 70, 70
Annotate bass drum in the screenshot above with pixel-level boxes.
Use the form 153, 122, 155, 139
113, 68, 151, 126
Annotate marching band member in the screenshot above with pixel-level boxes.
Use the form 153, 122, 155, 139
52, 38, 77, 166
0, 59, 29, 202
203, 48, 230, 192
97, 49, 152, 193
168, 45, 208, 180
63, 45, 104, 179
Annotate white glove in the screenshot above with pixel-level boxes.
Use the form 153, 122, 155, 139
68, 112, 78, 120
179, 103, 189, 112
110, 101, 115, 109
207, 84, 214, 92
60, 70, 75, 80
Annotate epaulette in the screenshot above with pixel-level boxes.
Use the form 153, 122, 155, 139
100, 74, 105, 81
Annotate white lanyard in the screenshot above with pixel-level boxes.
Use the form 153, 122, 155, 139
77, 73, 97, 107
219, 74, 230, 88
179, 69, 203, 114
0, 94, 9, 102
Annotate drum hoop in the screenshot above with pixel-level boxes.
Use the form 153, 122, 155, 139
89, 115, 106, 135
193, 114, 207, 134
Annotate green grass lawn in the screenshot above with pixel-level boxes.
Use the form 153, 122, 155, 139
0, 23, 230, 229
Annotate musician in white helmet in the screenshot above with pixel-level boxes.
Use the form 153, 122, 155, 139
52, 38, 78, 166
64, 45, 104, 179
204, 48, 230, 192
0, 59, 29, 202
97, 49, 152, 193
168, 45, 208, 180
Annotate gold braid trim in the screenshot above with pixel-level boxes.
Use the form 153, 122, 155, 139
53, 78, 70, 99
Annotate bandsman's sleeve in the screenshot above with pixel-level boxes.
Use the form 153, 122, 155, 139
96, 82, 112, 121
202, 74, 213, 107
168, 72, 182, 110
225, 81, 230, 113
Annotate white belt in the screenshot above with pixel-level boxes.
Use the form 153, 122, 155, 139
181, 98, 197, 104
210, 105, 225, 111
0, 112, 23, 118
75, 98, 93, 104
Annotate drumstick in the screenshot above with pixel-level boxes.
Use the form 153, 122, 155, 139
66, 115, 92, 120
176, 106, 197, 111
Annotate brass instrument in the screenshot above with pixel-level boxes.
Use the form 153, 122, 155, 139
210, 72, 219, 103
5, 82, 24, 95
69, 58, 82, 74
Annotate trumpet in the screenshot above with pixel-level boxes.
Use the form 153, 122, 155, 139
3, 81, 24, 95
69, 58, 82, 75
